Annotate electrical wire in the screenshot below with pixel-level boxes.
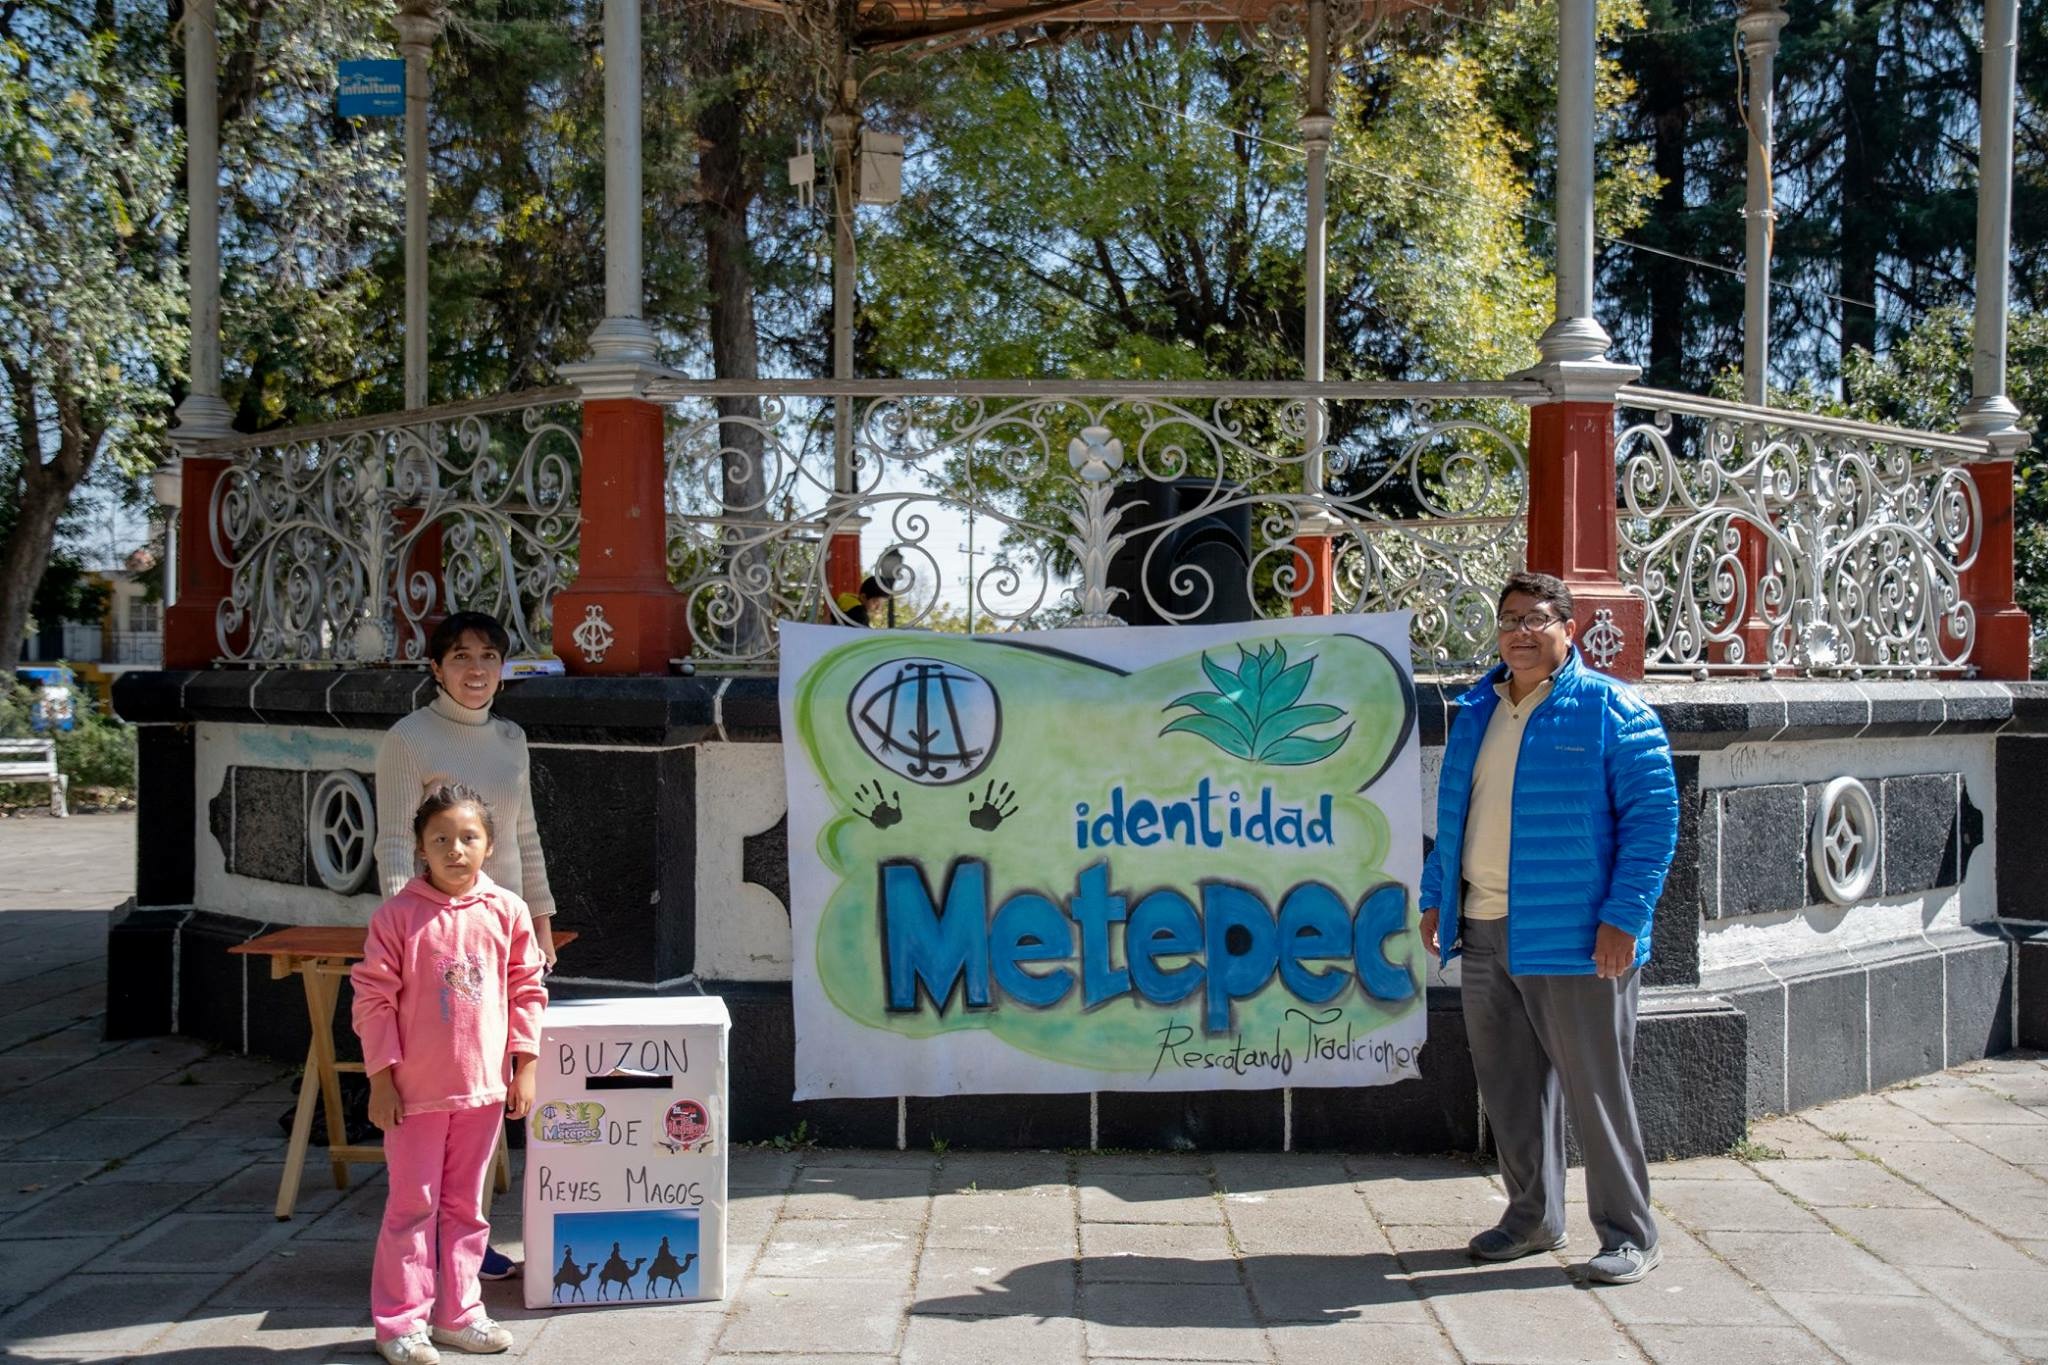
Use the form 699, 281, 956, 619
1130, 95, 1878, 311
1407, 0, 1739, 42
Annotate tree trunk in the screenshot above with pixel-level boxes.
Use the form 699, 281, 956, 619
0, 461, 85, 681
698, 77, 770, 656
1838, 0, 1883, 378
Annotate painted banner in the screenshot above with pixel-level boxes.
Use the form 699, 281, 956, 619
779, 614, 1426, 1100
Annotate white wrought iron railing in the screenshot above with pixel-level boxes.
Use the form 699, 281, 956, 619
201, 390, 583, 665
657, 378, 1537, 671
1615, 387, 1990, 677
194, 379, 2002, 678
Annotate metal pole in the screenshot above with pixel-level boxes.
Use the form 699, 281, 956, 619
586, 0, 658, 361
394, 3, 443, 409
164, 517, 177, 609
827, 84, 860, 495
173, 0, 232, 443
1961, 0, 2026, 442
1536, 0, 1611, 363
1738, 2, 1787, 408
1301, 0, 1332, 486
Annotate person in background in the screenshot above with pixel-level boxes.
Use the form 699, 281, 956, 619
353, 785, 545, 1363
1419, 571, 1680, 1285
375, 610, 556, 1283
836, 575, 893, 626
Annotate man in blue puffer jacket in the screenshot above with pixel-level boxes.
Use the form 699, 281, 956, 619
1419, 571, 1679, 1285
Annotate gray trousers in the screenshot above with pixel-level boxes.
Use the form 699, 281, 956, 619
1459, 916, 1656, 1252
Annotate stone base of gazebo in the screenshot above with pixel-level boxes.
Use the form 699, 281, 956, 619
104, 670, 2042, 1156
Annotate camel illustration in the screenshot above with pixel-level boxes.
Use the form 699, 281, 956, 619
597, 1241, 646, 1301
553, 1247, 598, 1303
643, 1235, 700, 1298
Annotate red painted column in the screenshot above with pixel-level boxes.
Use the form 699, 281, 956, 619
825, 530, 864, 620
394, 507, 446, 652
1713, 523, 1773, 666
550, 397, 691, 673
162, 455, 237, 668
1960, 459, 2033, 679
1289, 534, 1336, 616
1524, 399, 1645, 681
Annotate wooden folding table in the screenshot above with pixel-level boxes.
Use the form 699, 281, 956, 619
231, 924, 575, 1220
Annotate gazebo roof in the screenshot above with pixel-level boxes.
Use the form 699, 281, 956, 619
718, 0, 1493, 57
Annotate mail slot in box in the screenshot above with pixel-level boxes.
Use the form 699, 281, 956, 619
522, 996, 730, 1309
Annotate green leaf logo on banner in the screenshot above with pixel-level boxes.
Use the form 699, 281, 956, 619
1161, 643, 1353, 765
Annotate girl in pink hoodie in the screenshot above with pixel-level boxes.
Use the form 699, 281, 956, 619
353, 784, 547, 1364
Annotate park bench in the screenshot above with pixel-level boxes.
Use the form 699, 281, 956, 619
0, 739, 68, 817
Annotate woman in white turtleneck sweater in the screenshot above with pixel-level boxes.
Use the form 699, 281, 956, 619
373, 612, 558, 966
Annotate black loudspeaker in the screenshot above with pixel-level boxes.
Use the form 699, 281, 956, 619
1104, 478, 1257, 626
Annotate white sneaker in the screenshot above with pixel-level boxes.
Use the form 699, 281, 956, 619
430, 1317, 515, 1354
377, 1329, 442, 1365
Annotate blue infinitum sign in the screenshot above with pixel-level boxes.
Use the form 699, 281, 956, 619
337, 59, 404, 117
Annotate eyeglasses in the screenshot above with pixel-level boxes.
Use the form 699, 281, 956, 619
1496, 611, 1564, 635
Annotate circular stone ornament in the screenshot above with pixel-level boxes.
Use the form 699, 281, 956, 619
309, 769, 376, 894
1810, 776, 1880, 906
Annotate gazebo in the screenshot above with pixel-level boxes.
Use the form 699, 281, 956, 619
110, 0, 2045, 1155
151, 0, 2032, 683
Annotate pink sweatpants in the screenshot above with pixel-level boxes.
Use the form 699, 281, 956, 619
372, 1103, 501, 1341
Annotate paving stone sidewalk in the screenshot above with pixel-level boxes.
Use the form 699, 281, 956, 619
3, 907, 2048, 1363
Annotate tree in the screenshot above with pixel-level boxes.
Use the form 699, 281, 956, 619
210, 0, 404, 425
1603, 0, 1745, 390
849, 10, 1652, 586
1599, 0, 2039, 393
0, 0, 185, 679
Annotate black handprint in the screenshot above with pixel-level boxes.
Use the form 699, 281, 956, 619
967, 780, 1019, 832
853, 781, 903, 829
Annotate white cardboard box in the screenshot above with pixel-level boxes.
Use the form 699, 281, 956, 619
522, 996, 730, 1309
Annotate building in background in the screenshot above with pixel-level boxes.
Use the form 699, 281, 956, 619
19, 547, 163, 706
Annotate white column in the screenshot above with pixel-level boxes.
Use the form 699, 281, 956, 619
1738, 2, 1787, 408
1300, 0, 1332, 489
172, 0, 232, 443
1960, 0, 2027, 447
586, 0, 658, 362
827, 88, 860, 493
1536, 0, 1611, 363
394, 2, 444, 409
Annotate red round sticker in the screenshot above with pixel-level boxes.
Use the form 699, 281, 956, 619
664, 1099, 708, 1146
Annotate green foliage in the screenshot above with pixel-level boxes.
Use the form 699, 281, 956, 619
1604, 0, 2048, 390
1458, 0, 1657, 244
762, 1119, 817, 1152
212, 0, 404, 426
861, 15, 1650, 387
0, 682, 135, 803
0, 0, 185, 475
1727, 1134, 1787, 1163
1160, 643, 1351, 765
852, 22, 1639, 577
0, 0, 187, 676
